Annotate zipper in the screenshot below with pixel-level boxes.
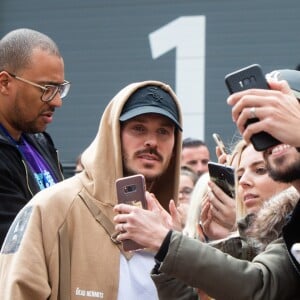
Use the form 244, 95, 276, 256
55, 149, 64, 180
21, 158, 34, 197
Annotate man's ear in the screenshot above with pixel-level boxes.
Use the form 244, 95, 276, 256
0, 71, 11, 95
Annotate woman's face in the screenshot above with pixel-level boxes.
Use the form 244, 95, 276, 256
237, 144, 290, 214
178, 174, 194, 205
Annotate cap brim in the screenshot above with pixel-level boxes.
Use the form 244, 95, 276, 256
119, 106, 182, 131
269, 69, 300, 99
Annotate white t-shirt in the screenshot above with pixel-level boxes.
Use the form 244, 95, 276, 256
118, 251, 158, 300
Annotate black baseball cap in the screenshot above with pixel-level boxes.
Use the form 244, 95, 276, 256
119, 85, 182, 131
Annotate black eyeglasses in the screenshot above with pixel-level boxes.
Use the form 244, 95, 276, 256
6, 71, 71, 102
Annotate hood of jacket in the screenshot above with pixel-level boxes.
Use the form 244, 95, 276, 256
245, 186, 299, 251
78, 80, 183, 222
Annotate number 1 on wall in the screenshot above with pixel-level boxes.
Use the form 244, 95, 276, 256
149, 16, 206, 139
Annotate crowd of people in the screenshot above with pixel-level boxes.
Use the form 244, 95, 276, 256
0, 27, 300, 300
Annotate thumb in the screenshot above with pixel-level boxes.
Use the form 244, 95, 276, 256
268, 79, 295, 97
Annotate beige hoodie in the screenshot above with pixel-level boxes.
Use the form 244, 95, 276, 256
0, 80, 183, 300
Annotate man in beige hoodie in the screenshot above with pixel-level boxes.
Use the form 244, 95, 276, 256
0, 81, 183, 300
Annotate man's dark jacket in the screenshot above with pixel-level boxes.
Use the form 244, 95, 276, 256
283, 198, 300, 276
0, 127, 63, 246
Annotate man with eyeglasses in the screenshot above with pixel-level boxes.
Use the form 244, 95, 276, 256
0, 28, 70, 246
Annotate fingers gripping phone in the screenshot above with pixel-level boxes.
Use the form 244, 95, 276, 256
208, 162, 235, 198
212, 133, 228, 155
225, 64, 281, 151
116, 174, 147, 251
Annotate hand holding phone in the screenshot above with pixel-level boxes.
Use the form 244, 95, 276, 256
225, 64, 281, 151
116, 174, 147, 251
208, 162, 235, 198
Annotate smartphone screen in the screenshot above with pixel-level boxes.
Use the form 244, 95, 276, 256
116, 174, 147, 251
225, 64, 281, 151
208, 162, 235, 198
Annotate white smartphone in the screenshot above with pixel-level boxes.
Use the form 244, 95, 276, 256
212, 133, 228, 155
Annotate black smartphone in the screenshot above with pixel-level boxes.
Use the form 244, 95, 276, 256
116, 174, 147, 251
225, 64, 281, 151
208, 162, 235, 198
212, 133, 228, 155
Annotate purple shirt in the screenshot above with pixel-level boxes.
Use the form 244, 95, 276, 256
19, 137, 57, 190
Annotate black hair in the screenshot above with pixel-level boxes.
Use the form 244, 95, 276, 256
182, 137, 207, 149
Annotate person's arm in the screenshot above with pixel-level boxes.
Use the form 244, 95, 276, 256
148, 230, 199, 300
227, 80, 300, 147
155, 232, 299, 300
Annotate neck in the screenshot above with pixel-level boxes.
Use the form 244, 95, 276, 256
146, 180, 155, 192
0, 122, 22, 141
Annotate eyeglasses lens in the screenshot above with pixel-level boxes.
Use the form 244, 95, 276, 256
42, 81, 71, 102
60, 82, 71, 98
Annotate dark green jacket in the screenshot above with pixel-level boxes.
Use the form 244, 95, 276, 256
152, 230, 300, 300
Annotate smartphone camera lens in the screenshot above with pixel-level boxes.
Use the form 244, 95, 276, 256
124, 184, 136, 193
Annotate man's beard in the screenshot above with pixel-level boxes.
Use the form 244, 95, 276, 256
123, 164, 161, 181
122, 149, 164, 182
266, 156, 300, 183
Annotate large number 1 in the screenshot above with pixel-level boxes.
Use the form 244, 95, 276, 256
149, 16, 206, 139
